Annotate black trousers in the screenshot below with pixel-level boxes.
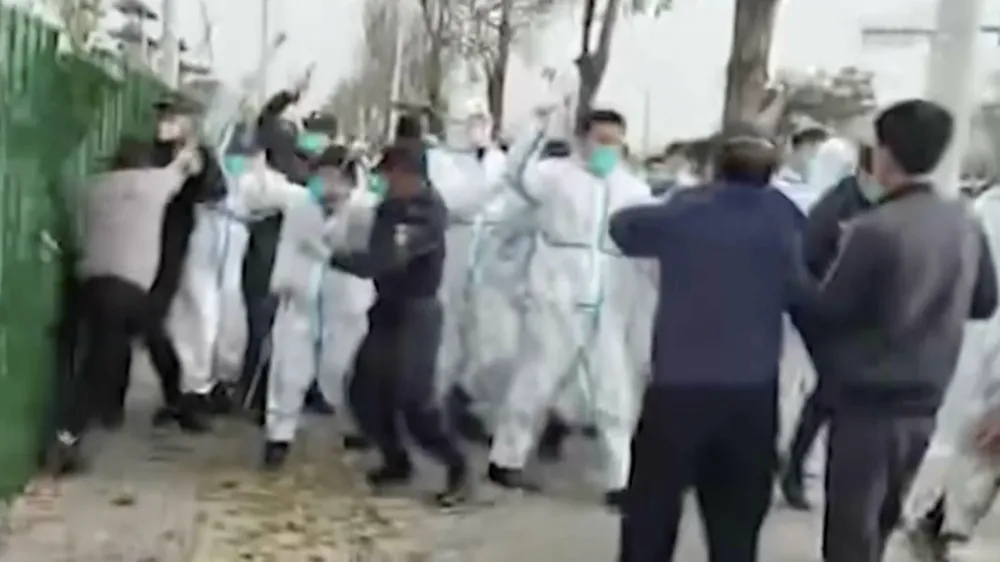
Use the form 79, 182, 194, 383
619, 384, 777, 562
786, 388, 832, 476
348, 298, 463, 470
55, 276, 182, 436
238, 287, 278, 412
822, 410, 935, 562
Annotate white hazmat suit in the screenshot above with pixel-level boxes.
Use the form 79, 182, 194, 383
487, 123, 654, 492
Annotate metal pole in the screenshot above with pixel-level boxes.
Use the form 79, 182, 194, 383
159, 0, 180, 88
386, 7, 406, 140
924, 0, 986, 196
260, 0, 270, 105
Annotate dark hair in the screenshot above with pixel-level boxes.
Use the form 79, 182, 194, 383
314, 144, 359, 179
791, 127, 829, 149
541, 139, 572, 159
377, 144, 424, 175
712, 123, 779, 185
395, 114, 424, 140
304, 112, 338, 136
685, 138, 714, 173
858, 144, 873, 174
874, 99, 953, 175
109, 136, 153, 169
579, 109, 627, 135
663, 142, 687, 158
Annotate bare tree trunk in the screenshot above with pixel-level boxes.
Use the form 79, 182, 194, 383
575, 0, 622, 129
721, 0, 781, 127
487, 0, 515, 132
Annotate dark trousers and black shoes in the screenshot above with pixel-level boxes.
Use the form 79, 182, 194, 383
822, 410, 935, 562
780, 388, 831, 510
349, 298, 469, 506
45, 276, 190, 475
619, 384, 777, 562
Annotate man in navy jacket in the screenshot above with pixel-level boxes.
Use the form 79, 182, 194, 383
610, 125, 807, 562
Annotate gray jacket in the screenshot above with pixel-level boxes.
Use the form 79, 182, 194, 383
809, 184, 998, 414
77, 167, 185, 290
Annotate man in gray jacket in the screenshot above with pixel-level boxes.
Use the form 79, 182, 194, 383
807, 99, 999, 562
45, 137, 200, 475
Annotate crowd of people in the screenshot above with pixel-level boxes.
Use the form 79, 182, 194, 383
35, 66, 1000, 562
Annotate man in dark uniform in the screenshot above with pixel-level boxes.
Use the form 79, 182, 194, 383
332, 144, 469, 506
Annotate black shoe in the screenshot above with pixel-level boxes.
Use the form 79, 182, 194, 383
262, 441, 290, 471
604, 489, 626, 510
98, 408, 125, 431
366, 461, 413, 489
903, 525, 950, 562
44, 432, 86, 476
779, 471, 811, 511
342, 434, 371, 450
435, 462, 471, 507
537, 417, 570, 462
487, 462, 539, 492
207, 384, 236, 415
302, 383, 335, 415
152, 395, 212, 434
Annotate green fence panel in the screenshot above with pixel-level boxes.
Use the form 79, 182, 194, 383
0, 6, 168, 499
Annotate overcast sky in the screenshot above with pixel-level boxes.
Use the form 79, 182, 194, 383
12, 0, 1000, 147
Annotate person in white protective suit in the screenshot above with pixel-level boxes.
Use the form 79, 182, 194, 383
430, 98, 511, 434
904, 187, 1000, 561
486, 108, 655, 507
262, 145, 367, 469
772, 126, 831, 212
164, 126, 308, 425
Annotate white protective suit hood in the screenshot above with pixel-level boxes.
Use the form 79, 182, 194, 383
778, 137, 857, 212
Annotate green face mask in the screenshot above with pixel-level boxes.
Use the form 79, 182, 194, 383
306, 176, 325, 203
587, 145, 619, 178
223, 155, 248, 177
857, 175, 884, 203
368, 174, 388, 197
297, 132, 328, 155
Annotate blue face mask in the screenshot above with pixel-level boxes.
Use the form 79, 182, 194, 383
306, 176, 325, 203
587, 145, 619, 178
223, 155, 248, 177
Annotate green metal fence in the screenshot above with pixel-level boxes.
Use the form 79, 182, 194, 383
0, 6, 167, 499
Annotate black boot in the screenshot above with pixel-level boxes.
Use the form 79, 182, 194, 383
44, 431, 86, 476
207, 383, 236, 415
366, 459, 413, 489
262, 441, 291, 471
779, 467, 811, 511
435, 461, 471, 507
342, 434, 371, 450
604, 489, 626, 510
302, 382, 334, 415
487, 462, 539, 492
152, 394, 212, 434
537, 416, 570, 462
98, 407, 125, 431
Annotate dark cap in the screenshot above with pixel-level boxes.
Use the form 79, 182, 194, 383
153, 93, 201, 115
313, 144, 350, 169
304, 111, 338, 135
375, 144, 425, 175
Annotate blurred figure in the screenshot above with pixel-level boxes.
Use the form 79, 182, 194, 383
779, 140, 874, 510
487, 109, 653, 507
262, 146, 360, 469
45, 137, 200, 475
613, 125, 805, 562
811, 100, 996, 562
773, 126, 831, 212
334, 145, 470, 506
144, 94, 227, 433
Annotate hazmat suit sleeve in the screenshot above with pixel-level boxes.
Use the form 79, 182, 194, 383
232, 168, 308, 214
329, 193, 448, 278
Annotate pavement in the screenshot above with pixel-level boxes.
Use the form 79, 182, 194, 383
1, 364, 998, 562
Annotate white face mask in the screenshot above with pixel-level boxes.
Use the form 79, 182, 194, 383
156, 119, 183, 141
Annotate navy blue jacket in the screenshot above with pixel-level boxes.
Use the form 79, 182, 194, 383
609, 183, 806, 387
